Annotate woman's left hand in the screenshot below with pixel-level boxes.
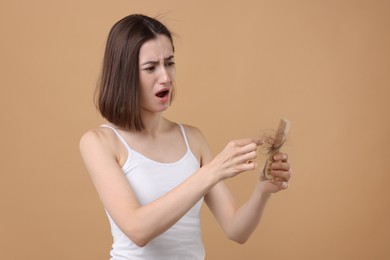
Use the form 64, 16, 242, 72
258, 152, 291, 194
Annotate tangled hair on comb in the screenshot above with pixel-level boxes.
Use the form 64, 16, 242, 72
258, 129, 287, 156
261, 119, 291, 180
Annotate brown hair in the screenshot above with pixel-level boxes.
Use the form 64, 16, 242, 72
95, 14, 175, 131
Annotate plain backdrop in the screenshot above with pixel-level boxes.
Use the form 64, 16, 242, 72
1, 0, 389, 259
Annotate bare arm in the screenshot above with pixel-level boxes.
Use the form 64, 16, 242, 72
79, 127, 260, 247
202, 135, 291, 244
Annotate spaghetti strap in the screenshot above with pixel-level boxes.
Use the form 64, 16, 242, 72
100, 124, 131, 151
101, 123, 190, 156
178, 124, 191, 151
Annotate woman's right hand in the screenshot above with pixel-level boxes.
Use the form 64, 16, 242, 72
206, 139, 263, 181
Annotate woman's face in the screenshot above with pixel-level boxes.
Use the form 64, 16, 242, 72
138, 34, 176, 113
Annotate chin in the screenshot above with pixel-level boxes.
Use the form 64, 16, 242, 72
142, 104, 170, 114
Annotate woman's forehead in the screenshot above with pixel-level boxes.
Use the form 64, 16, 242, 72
139, 35, 174, 63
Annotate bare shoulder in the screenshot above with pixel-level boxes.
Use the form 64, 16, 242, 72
180, 124, 208, 144
181, 124, 213, 166
80, 127, 113, 149
79, 126, 122, 160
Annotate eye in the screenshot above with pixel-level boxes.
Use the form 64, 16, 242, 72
143, 66, 155, 72
165, 61, 175, 67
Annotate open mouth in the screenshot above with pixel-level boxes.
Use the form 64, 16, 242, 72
156, 90, 169, 98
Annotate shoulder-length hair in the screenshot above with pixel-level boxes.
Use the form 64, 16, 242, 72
95, 14, 175, 131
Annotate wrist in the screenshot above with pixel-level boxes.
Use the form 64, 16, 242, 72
199, 163, 221, 188
256, 181, 272, 199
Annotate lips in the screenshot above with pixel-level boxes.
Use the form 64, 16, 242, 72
155, 87, 171, 100
155, 89, 169, 98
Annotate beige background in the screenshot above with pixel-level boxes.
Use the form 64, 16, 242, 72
1, 0, 389, 259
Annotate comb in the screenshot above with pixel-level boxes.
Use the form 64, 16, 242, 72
263, 119, 291, 180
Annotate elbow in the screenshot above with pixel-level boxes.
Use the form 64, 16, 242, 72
123, 226, 152, 247
226, 230, 249, 245
133, 239, 148, 248
127, 235, 149, 248
228, 235, 248, 245
119, 213, 167, 247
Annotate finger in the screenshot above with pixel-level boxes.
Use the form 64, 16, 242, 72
238, 150, 257, 164
270, 170, 291, 181
232, 138, 263, 148
236, 160, 257, 172
271, 161, 290, 171
271, 179, 289, 189
273, 152, 288, 162
239, 142, 258, 155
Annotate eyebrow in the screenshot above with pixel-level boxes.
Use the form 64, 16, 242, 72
140, 55, 175, 66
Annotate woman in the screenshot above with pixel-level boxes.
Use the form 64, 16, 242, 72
80, 14, 291, 260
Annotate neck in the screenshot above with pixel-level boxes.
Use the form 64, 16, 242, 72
140, 110, 165, 136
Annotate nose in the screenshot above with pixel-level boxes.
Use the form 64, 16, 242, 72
159, 64, 171, 85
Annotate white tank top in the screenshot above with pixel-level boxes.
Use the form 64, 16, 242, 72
101, 124, 205, 260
